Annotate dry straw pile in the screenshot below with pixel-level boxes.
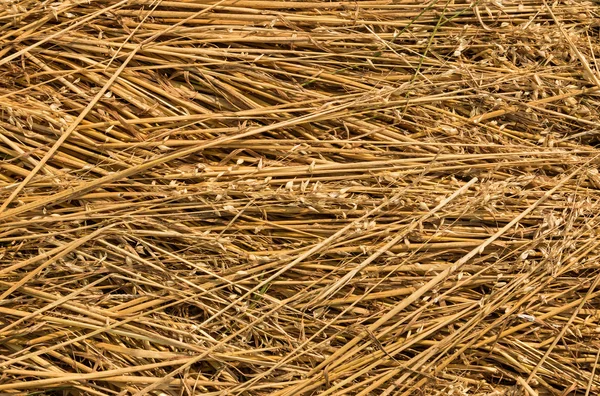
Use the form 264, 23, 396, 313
2, 0, 600, 395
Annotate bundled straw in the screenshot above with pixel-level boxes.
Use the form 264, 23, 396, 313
2, 0, 600, 394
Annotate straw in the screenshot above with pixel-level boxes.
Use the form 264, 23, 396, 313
2, 0, 600, 395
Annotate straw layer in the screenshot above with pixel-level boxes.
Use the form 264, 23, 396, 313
1, 1, 600, 395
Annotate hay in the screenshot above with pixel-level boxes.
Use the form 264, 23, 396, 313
1, 0, 600, 394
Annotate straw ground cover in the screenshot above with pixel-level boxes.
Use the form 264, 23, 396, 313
1, 0, 600, 394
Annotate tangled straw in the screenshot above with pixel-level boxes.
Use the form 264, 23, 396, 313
2, 0, 600, 395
